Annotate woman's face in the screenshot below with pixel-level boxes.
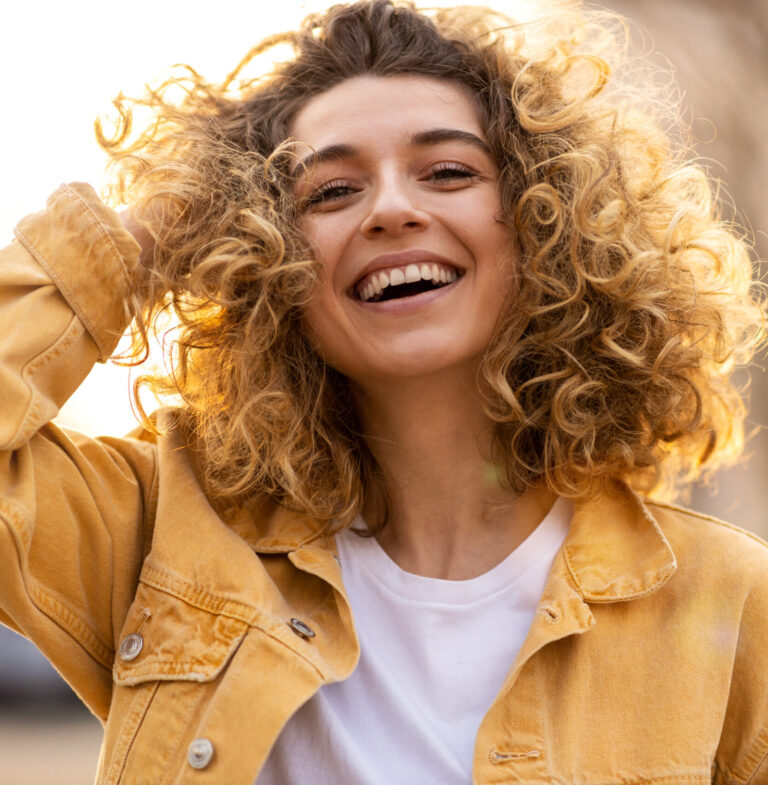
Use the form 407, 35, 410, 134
291, 75, 515, 387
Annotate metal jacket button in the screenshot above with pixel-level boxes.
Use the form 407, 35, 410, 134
118, 633, 143, 662
187, 737, 214, 769
288, 618, 315, 639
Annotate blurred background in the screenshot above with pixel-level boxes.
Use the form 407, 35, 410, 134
0, 0, 765, 782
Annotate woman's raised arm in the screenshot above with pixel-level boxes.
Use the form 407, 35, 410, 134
0, 183, 158, 719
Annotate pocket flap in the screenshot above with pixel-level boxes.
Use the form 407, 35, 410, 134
113, 582, 249, 686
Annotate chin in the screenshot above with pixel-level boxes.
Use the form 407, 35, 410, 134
340, 349, 484, 388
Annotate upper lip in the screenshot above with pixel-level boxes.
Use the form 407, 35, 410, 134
350, 250, 462, 290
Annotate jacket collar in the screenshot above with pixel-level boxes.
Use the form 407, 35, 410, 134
502, 482, 677, 690
240, 478, 677, 604
562, 481, 677, 602
229, 497, 328, 553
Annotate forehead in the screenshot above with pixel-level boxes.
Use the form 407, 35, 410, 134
289, 75, 485, 149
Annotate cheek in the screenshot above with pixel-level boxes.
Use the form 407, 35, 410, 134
477, 222, 519, 325
300, 217, 351, 304
297, 213, 364, 371
455, 190, 508, 247
300, 315, 336, 378
471, 206, 517, 283
299, 275, 350, 371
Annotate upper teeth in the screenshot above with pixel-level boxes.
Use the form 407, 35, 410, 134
358, 263, 459, 302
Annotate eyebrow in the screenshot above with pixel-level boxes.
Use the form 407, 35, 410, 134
409, 128, 490, 155
291, 127, 491, 177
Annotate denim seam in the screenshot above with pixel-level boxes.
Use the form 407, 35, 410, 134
563, 489, 677, 603
58, 183, 130, 280
533, 653, 554, 780
140, 456, 160, 563
647, 500, 768, 553
57, 183, 135, 361
140, 564, 265, 622
548, 774, 709, 785
740, 724, 768, 784
14, 185, 133, 361
29, 579, 114, 668
12, 313, 81, 448
563, 543, 676, 603
0, 495, 114, 668
106, 681, 160, 785
14, 192, 103, 352
136, 568, 327, 679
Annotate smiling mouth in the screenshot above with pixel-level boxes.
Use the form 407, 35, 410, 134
355, 262, 461, 303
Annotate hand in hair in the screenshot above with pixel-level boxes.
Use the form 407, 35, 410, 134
119, 209, 154, 269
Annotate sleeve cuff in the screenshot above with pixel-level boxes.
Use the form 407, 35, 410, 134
13, 183, 143, 361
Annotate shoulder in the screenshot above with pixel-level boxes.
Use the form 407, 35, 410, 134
645, 498, 768, 545
645, 500, 768, 601
644, 499, 768, 557
643, 500, 768, 781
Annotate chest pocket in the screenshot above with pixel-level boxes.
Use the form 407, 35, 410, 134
99, 581, 249, 785
113, 581, 248, 685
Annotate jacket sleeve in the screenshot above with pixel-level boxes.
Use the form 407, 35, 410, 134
714, 533, 768, 785
0, 183, 158, 720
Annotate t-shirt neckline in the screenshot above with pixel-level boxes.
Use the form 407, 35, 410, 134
336, 497, 572, 606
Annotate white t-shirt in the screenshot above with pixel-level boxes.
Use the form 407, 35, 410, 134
256, 498, 571, 784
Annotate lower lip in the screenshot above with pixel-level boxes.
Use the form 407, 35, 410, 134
352, 277, 462, 314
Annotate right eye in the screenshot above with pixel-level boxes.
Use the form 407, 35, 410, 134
304, 180, 358, 208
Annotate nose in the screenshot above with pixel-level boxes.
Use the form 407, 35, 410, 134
359, 174, 430, 238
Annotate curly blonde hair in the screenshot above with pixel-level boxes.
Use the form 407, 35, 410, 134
99, 0, 764, 525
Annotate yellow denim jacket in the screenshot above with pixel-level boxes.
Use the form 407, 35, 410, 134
2, 183, 768, 785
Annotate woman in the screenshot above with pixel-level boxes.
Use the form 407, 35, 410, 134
1, 1, 767, 783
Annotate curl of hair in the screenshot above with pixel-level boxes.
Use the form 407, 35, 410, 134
97, 0, 765, 525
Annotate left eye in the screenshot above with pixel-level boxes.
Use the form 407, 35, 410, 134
428, 164, 477, 182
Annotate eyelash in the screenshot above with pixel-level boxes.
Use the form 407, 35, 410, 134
304, 179, 355, 207
303, 163, 479, 208
428, 163, 477, 181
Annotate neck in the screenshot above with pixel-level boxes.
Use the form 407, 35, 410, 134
355, 368, 554, 579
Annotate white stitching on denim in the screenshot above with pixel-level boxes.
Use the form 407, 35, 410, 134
489, 749, 541, 763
